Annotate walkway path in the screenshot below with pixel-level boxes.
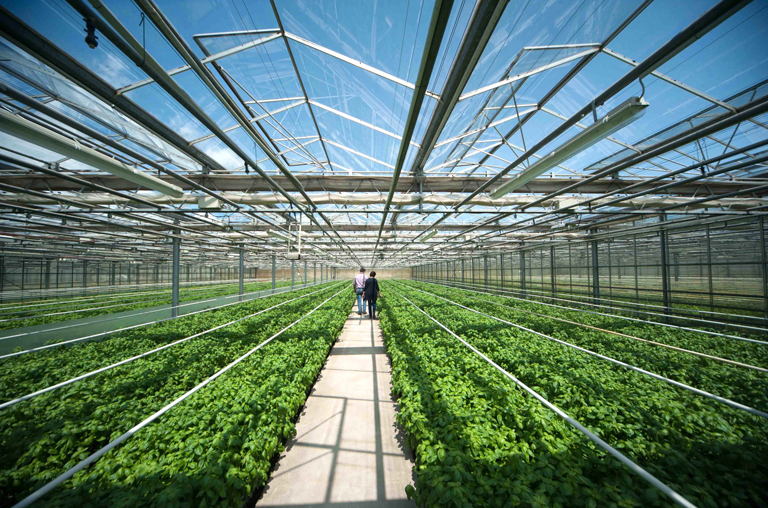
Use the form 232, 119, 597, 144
257, 310, 415, 507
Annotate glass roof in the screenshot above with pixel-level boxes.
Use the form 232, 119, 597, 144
0, 0, 766, 268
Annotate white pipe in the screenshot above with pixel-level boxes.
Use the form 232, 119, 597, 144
0, 109, 184, 198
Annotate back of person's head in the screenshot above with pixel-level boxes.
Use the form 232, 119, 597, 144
370, 271, 376, 278
359, 267, 365, 273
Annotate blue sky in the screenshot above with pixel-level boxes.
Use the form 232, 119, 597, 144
1, 0, 767, 191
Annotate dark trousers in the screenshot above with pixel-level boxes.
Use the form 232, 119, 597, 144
367, 300, 377, 317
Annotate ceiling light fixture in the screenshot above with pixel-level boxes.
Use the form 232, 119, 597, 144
490, 96, 649, 199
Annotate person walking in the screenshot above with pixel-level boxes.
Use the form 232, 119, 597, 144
363, 271, 381, 319
353, 267, 367, 315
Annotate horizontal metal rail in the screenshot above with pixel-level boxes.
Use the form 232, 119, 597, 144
0, 282, 344, 409
396, 282, 768, 419
11, 286, 347, 508
0, 279, 268, 311
411, 282, 766, 372
0, 280, 331, 358
473, 278, 768, 324
418, 279, 768, 343
388, 285, 698, 508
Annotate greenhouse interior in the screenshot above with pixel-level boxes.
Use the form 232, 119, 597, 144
0, 0, 767, 506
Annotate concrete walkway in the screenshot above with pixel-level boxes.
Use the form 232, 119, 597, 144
257, 310, 415, 507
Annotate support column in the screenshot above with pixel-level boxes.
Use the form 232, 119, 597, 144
272, 255, 276, 291
591, 240, 600, 305
461, 259, 465, 284
314, 262, 317, 283
0, 257, 4, 298
44, 259, 51, 290
706, 226, 714, 311
111, 261, 116, 286
483, 256, 488, 287
659, 217, 670, 318
760, 216, 768, 319
520, 251, 526, 298
550, 246, 556, 297
500, 254, 504, 289
239, 248, 244, 301
291, 260, 295, 289
304, 260, 308, 286
83, 260, 87, 288
633, 236, 639, 303
172, 233, 180, 318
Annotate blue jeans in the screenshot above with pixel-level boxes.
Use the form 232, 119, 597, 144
368, 301, 377, 317
356, 288, 366, 313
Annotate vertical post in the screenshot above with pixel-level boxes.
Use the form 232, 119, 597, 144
186, 265, 190, 284
760, 216, 768, 319
291, 260, 295, 289
172, 232, 180, 318
239, 248, 244, 301
111, 262, 116, 286
500, 253, 504, 289
314, 262, 317, 283
520, 250, 526, 298
673, 252, 680, 281
483, 255, 488, 287
550, 245, 556, 297
471, 258, 475, 285
659, 216, 670, 318
272, 255, 276, 291
568, 243, 573, 295
44, 259, 51, 290
304, 260, 308, 286
607, 241, 612, 306
55, 259, 60, 289
0, 257, 4, 298
21, 259, 25, 292
70, 262, 74, 289
461, 259, 465, 284
706, 225, 714, 312
634, 236, 639, 303
83, 260, 87, 288
591, 240, 600, 305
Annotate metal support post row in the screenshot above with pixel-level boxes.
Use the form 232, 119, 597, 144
272, 255, 276, 291
172, 233, 180, 318
659, 215, 671, 319
591, 240, 600, 305
520, 251, 526, 298
239, 248, 244, 301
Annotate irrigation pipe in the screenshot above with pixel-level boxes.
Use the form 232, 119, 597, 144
425, 277, 768, 325
424, 283, 767, 373
389, 286, 698, 508
0, 282, 343, 409
11, 285, 347, 508
0, 281, 283, 322
423, 279, 768, 335
395, 282, 768, 420
431, 279, 768, 335
0, 281, 330, 359
0, 277, 264, 304
415, 280, 768, 345
0, 279, 267, 313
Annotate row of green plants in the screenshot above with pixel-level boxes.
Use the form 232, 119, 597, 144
381, 281, 768, 508
0, 282, 339, 404
426, 277, 766, 324
0, 284, 350, 507
407, 280, 768, 368
0, 280, 297, 331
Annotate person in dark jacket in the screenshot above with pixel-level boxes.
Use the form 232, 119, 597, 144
363, 271, 381, 319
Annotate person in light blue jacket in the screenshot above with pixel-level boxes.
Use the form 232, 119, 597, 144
352, 267, 367, 315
